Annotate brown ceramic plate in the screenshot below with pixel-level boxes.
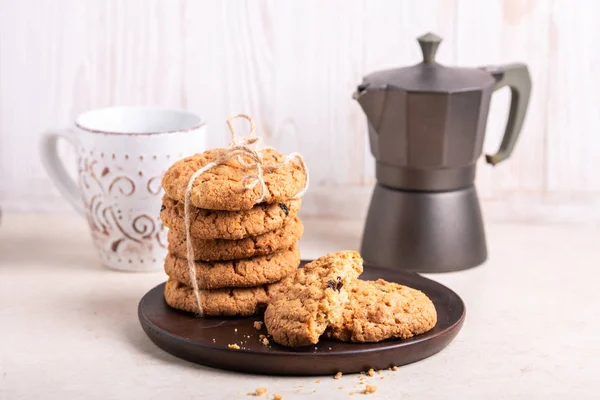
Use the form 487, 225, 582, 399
138, 262, 465, 375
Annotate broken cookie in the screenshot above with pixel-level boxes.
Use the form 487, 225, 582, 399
264, 251, 363, 347
327, 279, 437, 342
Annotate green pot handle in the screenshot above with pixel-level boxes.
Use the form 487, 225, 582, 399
482, 63, 532, 166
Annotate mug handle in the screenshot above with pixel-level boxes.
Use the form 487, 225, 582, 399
40, 128, 84, 215
481, 63, 532, 166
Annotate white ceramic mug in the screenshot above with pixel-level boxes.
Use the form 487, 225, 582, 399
41, 107, 207, 272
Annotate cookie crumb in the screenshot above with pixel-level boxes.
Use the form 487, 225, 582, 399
377, 369, 383, 374
392, 366, 399, 371
367, 368, 375, 377
334, 372, 343, 379
316, 379, 320, 384
362, 385, 377, 394
228, 343, 240, 350
261, 337, 269, 346
248, 387, 267, 396
254, 321, 263, 330
273, 394, 283, 400
350, 392, 355, 396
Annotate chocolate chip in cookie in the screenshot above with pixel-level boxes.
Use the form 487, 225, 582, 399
278, 202, 289, 217
327, 276, 344, 292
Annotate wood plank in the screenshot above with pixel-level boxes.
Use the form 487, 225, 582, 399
268, 0, 365, 188
0, 0, 90, 210
0, 0, 598, 222
184, 0, 367, 201
455, 0, 551, 199
183, 0, 278, 149
0, 0, 186, 211
546, 0, 600, 192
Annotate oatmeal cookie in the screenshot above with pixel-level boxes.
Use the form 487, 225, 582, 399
264, 251, 363, 347
164, 244, 300, 289
161, 148, 307, 211
327, 279, 437, 343
160, 196, 301, 240
168, 216, 303, 261
164, 278, 270, 317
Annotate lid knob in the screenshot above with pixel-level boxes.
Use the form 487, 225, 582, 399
417, 32, 442, 63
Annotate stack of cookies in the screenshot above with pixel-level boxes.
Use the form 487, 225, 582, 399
159, 147, 308, 317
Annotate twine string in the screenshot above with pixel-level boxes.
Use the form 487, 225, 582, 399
183, 114, 309, 316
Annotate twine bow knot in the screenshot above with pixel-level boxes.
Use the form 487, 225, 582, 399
183, 114, 309, 316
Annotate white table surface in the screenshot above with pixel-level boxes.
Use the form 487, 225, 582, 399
1, 213, 599, 399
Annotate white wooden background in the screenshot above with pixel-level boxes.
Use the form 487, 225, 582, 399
1, 0, 599, 222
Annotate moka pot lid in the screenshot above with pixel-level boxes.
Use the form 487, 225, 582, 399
360, 32, 495, 93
